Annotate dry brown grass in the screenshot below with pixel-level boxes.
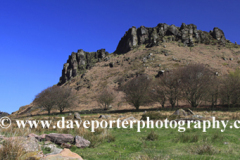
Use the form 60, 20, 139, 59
0, 136, 26, 160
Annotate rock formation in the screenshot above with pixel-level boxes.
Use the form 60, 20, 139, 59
58, 49, 109, 85
58, 22, 229, 85
0, 111, 9, 118
115, 23, 227, 54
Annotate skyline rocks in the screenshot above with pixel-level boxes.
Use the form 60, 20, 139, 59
115, 23, 227, 54
58, 48, 109, 85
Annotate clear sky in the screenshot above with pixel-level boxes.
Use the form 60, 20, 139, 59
1, 0, 240, 113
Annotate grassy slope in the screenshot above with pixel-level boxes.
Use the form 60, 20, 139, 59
72, 120, 239, 160
13, 42, 240, 116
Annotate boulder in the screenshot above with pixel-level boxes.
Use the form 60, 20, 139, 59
28, 133, 46, 141
44, 144, 63, 156
21, 151, 44, 160
109, 62, 114, 68
172, 109, 187, 116
167, 25, 178, 36
108, 105, 113, 109
37, 134, 46, 141
28, 133, 38, 138
142, 57, 147, 63
74, 112, 81, 120
99, 115, 111, 119
61, 143, 72, 149
122, 116, 136, 121
155, 70, 165, 78
192, 115, 203, 119
4, 136, 41, 152
45, 133, 74, 145
75, 136, 90, 148
22, 137, 41, 152
211, 27, 225, 41
186, 108, 194, 115
41, 148, 83, 160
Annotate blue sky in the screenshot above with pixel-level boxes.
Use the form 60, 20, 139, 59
1, 0, 240, 113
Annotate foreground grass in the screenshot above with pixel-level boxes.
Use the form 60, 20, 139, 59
67, 121, 239, 160
3, 111, 240, 160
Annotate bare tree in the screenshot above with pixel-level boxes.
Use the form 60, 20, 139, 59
33, 86, 58, 115
220, 70, 240, 109
150, 80, 167, 108
179, 64, 213, 108
33, 86, 77, 114
53, 86, 77, 114
205, 76, 219, 111
97, 88, 116, 110
160, 70, 181, 109
120, 75, 152, 110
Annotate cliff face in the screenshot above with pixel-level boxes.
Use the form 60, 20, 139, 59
58, 49, 109, 85
114, 23, 226, 54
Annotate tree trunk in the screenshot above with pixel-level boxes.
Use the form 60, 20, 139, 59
135, 105, 140, 110
171, 102, 175, 110
161, 103, 165, 108
191, 101, 198, 108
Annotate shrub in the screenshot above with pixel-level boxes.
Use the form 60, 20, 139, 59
141, 112, 167, 120
211, 132, 224, 142
174, 133, 199, 143
82, 129, 115, 148
231, 113, 240, 120
0, 138, 26, 160
190, 143, 218, 155
220, 69, 240, 109
120, 75, 153, 110
146, 130, 159, 141
107, 134, 116, 143
42, 146, 51, 154
179, 64, 213, 108
97, 88, 116, 110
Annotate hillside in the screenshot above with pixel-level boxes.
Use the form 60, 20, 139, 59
13, 22, 240, 116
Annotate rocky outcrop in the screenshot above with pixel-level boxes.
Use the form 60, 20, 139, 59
0, 111, 9, 118
28, 133, 46, 141
172, 109, 188, 116
75, 136, 90, 148
28, 133, 90, 149
45, 133, 74, 145
58, 49, 109, 85
115, 23, 227, 54
41, 148, 83, 160
58, 22, 230, 85
74, 112, 81, 120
